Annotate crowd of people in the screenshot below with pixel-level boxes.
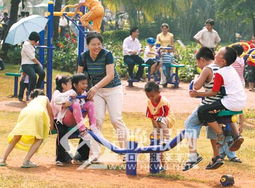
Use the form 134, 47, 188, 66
0, 15, 254, 174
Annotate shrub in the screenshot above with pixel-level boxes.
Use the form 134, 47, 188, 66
53, 34, 77, 73
103, 30, 130, 42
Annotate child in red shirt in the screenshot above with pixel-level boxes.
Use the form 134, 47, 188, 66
145, 81, 175, 170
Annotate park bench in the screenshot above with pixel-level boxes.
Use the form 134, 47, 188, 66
5, 72, 21, 97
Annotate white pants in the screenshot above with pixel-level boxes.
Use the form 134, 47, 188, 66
159, 66, 167, 84
94, 85, 127, 149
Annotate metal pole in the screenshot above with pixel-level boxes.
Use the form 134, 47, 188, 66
47, 1, 54, 99
39, 30, 45, 89
77, 6, 85, 65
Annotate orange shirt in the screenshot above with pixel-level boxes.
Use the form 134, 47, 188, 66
80, 0, 102, 10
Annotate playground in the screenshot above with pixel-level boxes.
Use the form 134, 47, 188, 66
1, 65, 255, 187
0, 0, 255, 187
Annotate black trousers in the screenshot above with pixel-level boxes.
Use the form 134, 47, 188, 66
197, 100, 227, 123
21, 64, 45, 94
55, 121, 90, 162
124, 55, 144, 79
18, 76, 29, 100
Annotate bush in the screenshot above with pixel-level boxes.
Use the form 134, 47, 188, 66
4, 45, 21, 65
102, 30, 130, 42
53, 34, 77, 73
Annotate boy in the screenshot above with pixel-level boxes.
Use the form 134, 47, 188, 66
183, 47, 223, 171
159, 46, 175, 87
193, 47, 246, 166
145, 81, 175, 170
144, 37, 160, 77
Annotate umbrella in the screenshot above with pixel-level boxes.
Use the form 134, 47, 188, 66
5, 15, 48, 45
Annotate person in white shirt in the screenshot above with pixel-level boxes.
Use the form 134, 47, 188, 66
59, 16, 68, 37
21, 32, 45, 96
123, 27, 144, 81
194, 19, 221, 52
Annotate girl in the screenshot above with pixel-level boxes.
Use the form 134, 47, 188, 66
0, 89, 54, 168
51, 74, 98, 166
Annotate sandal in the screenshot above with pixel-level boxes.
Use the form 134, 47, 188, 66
0, 159, 7, 167
229, 136, 244, 152
21, 161, 38, 168
230, 157, 242, 163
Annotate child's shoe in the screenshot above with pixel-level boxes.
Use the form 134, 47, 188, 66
21, 161, 38, 168
55, 161, 64, 166
205, 155, 224, 170
229, 136, 244, 151
0, 159, 7, 167
229, 157, 242, 163
182, 153, 203, 171
159, 166, 166, 172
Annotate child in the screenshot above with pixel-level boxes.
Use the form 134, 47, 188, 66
144, 37, 160, 77
51, 74, 98, 166
18, 71, 29, 101
159, 46, 175, 87
145, 81, 175, 170
0, 89, 54, 168
246, 35, 255, 91
194, 47, 246, 164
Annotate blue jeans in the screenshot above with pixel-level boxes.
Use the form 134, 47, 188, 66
184, 107, 203, 139
219, 136, 236, 159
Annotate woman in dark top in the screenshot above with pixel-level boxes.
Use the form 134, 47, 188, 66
77, 32, 127, 160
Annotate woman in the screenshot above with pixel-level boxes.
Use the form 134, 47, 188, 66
21, 32, 45, 96
77, 32, 127, 160
156, 23, 174, 47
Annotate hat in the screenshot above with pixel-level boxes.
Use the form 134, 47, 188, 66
147, 37, 156, 45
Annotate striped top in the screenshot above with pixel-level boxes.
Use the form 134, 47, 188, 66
79, 49, 121, 88
161, 52, 175, 64
201, 63, 222, 105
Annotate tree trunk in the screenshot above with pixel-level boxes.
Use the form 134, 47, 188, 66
53, 0, 63, 40
252, 16, 255, 36
1, 0, 21, 61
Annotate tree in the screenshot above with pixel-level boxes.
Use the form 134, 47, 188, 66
1, 0, 22, 60
53, 0, 63, 40
216, 0, 255, 35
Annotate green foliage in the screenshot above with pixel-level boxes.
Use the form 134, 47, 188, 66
53, 34, 77, 73
104, 40, 127, 78
102, 29, 130, 42
175, 44, 198, 82
4, 45, 21, 65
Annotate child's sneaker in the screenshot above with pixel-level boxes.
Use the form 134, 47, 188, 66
159, 166, 166, 172
21, 161, 38, 168
0, 159, 7, 167
72, 159, 85, 165
55, 161, 64, 167
229, 136, 244, 152
229, 157, 242, 163
183, 153, 203, 171
205, 155, 224, 170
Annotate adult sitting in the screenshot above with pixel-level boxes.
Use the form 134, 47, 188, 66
21, 32, 45, 97
77, 32, 127, 161
156, 23, 174, 47
123, 27, 144, 81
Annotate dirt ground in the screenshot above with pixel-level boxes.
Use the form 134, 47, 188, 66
0, 81, 255, 187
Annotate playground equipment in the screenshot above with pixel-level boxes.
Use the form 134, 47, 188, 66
51, 127, 185, 175
37, 1, 87, 99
